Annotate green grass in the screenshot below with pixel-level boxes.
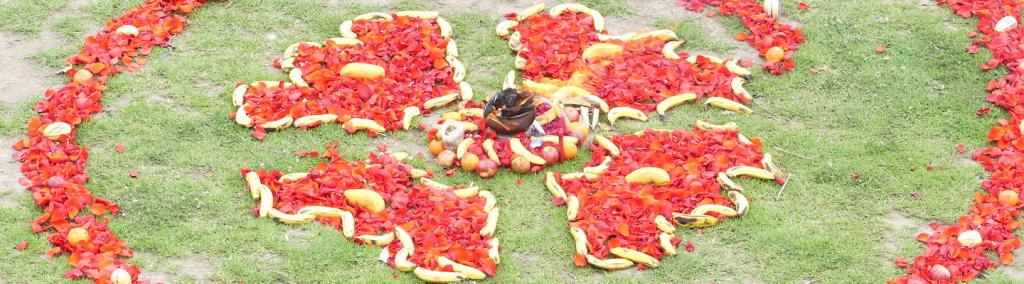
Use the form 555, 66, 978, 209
0, 0, 1019, 282
0, 0, 68, 34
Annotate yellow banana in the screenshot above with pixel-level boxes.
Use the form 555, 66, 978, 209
489, 238, 501, 263
280, 57, 295, 71
518, 3, 546, 20
339, 20, 356, 38
232, 84, 247, 107
583, 157, 612, 175
267, 208, 316, 224
694, 120, 738, 131
586, 254, 634, 270
110, 269, 131, 284
607, 106, 648, 125
521, 79, 559, 97
458, 108, 484, 118
355, 12, 392, 21
424, 93, 459, 109
514, 54, 527, 69
389, 152, 409, 162
654, 215, 676, 233
610, 247, 659, 267
597, 32, 636, 42
663, 41, 683, 59
401, 106, 421, 130
456, 138, 474, 159
635, 29, 677, 41
762, 153, 784, 178
728, 191, 749, 217
341, 211, 355, 238
461, 82, 475, 102
482, 139, 500, 161
453, 186, 479, 199
508, 31, 523, 51
510, 139, 546, 165
414, 267, 465, 283
260, 116, 293, 130
480, 207, 499, 237
356, 233, 395, 246
394, 248, 417, 272
625, 167, 671, 185
569, 226, 588, 255
690, 204, 738, 217
234, 106, 253, 127
672, 213, 718, 228
660, 233, 677, 256
446, 40, 459, 57
717, 172, 746, 192
479, 190, 496, 212
502, 69, 516, 90
294, 114, 339, 128
421, 178, 451, 189
593, 134, 620, 156
296, 206, 347, 218
437, 17, 452, 38
438, 256, 487, 280
561, 172, 597, 180
328, 37, 363, 47
738, 133, 753, 145
341, 63, 386, 80
396, 10, 439, 19
705, 97, 752, 114
395, 226, 415, 254
554, 86, 609, 112
581, 43, 623, 61
450, 56, 465, 83
410, 168, 428, 178
731, 77, 752, 101
540, 135, 579, 145
259, 185, 273, 218
656, 93, 698, 116
726, 59, 751, 77
343, 189, 386, 213
496, 20, 519, 36
278, 172, 308, 183
726, 166, 774, 180
686, 54, 724, 64
245, 172, 262, 199
343, 118, 386, 133
545, 172, 568, 200
115, 25, 139, 36
566, 195, 579, 221
996, 16, 1018, 32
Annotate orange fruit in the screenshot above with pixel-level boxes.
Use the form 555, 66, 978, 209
441, 112, 463, 121
67, 227, 89, 246
461, 153, 480, 172
562, 142, 578, 160
999, 190, 1019, 206
72, 69, 93, 83
568, 122, 589, 139
429, 140, 445, 155
765, 46, 785, 63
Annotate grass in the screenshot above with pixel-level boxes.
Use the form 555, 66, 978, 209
0, 0, 1019, 282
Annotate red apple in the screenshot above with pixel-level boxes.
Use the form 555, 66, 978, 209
541, 146, 560, 164
437, 150, 456, 168
477, 159, 498, 178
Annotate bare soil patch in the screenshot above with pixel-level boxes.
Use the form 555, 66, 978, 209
881, 211, 930, 263
139, 254, 221, 283
0, 136, 26, 208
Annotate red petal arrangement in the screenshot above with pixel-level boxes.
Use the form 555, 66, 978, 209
548, 125, 784, 270
10, 0, 206, 282
242, 142, 500, 281
678, 0, 806, 75
499, 3, 762, 116
890, 1, 1024, 283
228, 12, 469, 140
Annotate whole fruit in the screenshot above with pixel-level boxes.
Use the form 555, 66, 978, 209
957, 230, 982, 247
562, 142, 578, 160
72, 69, 93, 83
929, 264, 951, 282
568, 122, 589, 140
461, 153, 480, 172
999, 190, 1019, 206
765, 46, 785, 63
67, 227, 89, 246
477, 159, 498, 178
428, 140, 445, 156
437, 150, 456, 168
564, 107, 580, 122
541, 146, 560, 164
511, 156, 531, 174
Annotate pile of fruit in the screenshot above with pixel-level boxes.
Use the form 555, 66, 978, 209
496, 3, 762, 120
679, 0, 806, 75
546, 124, 784, 270
891, 1, 1024, 283
228, 11, 472, 140
10, 0, 206, 282
242, 143, 500, 282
